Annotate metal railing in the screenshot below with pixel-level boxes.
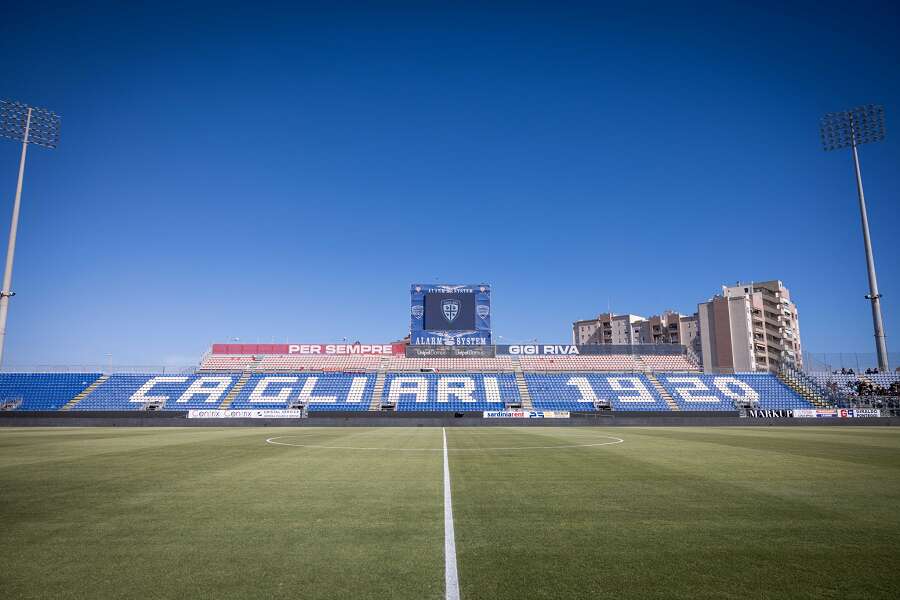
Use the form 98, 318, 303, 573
803, 352, 900, 374
781, 363, 844, 406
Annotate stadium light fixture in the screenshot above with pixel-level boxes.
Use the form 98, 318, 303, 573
0, 100, 61, 368
820, 104, 888, 372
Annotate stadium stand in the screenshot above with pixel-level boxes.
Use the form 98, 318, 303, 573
255, 355, 382, 372
866, 372, 900, 388
383, 373, 518, 411
0, 373, 102, 411
382, 356, 515, 372
657, 373, 813, 411
639, 354, 700, 372
525, 373, 670, 411
518, 355, 641, 371
808, 372, 860, 395
198, 354, 258, 371
809, 371, 900, 394
229, 373, 375, 411
197, 352, 703, 374
0, 362, 811, 413
73, 374, 239, 410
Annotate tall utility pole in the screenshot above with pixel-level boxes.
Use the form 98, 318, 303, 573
820, 104, 888, 371
0, 100, 61, 367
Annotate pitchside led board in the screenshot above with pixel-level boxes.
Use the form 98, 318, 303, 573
410, 283, 491, 345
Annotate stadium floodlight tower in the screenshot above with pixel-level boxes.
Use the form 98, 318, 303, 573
820, 104, 888, 372
0, 100, 61, 367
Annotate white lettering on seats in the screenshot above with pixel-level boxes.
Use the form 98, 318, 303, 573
387, 377, 428, 403
129, 377, 188, 403
483, 377, 501, 402
346, 377, 368, 403
607, 377, 655, 402
438, 377, 476, 403
665, 377, 719, 403
566, 377, 598, 402
175, 376, 233, 404
249, 376, 298, 403
297, 377, 336, 403
713, 377, 760, 405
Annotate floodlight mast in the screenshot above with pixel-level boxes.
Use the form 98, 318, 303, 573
820, 105, 888, 372
0, 100, 61, 368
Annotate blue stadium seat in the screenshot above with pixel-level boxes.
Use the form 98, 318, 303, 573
525, 373, 667, 411
656, 373, 811, 410
230, 373, 375, 411
0, 373, 102, 411
74, 374, 239, 410
0, 369, 813, 413
383, 373, 517, 411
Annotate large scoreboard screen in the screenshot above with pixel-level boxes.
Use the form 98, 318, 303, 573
410, 283, 491, 345
423, 292, 476, 331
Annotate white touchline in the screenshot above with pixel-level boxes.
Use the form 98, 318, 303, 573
443, 427, 460, 600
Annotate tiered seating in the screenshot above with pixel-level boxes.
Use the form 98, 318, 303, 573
810, 372, 900, 391
0, 373, 102, 411
198, 355, 257, 371
525, 373, 668, 411
640, 355, 699, 371
518, 355, 641, 371
383, 373, 518, 411
656, 373, 811, 411
198, 354, 382, 372
730, 374, 812, 410
807, 372, 860, 395
198, 352, 701, 373
74, 374, 239, 410
866, 373, 900, 388
382, 357, 515, 371
1, 367, 816, 414
255, 355, 381, 372
230, 373, 375, 411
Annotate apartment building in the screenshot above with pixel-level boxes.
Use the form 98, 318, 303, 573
698, 280, 802, 373
573, 311, 699, 349
572, 280, 801, 374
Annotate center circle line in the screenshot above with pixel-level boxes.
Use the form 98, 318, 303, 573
265, 434, 624, 451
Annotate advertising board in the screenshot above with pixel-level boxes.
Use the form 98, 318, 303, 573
187, 409, 306, 419
211, 343, 404, 355
483, 410, 570, 419
405, 345, 496, 358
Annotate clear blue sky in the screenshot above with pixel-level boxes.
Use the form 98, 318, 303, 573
0, 1, 898, 367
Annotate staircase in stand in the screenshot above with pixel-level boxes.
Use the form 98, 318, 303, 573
218, 372, 252, 409
634, 354, 649, 372
776, 367, 829, 408
511, 358, 533, 409
645, 373, 679, 411
370, 369, 387, 411
61, 375, 109, 411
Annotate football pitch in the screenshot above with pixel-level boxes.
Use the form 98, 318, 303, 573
2, 427, 899, 599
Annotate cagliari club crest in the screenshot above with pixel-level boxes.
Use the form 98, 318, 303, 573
441, 299, 460, 323
411, 305, 424, 319
476, 304, 490, 319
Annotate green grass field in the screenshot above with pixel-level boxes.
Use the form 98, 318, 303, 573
2, 426, 899, 599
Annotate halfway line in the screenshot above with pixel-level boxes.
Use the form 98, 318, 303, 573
443, 427, 460, 600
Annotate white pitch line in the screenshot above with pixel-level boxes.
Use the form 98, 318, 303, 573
443, 427, 460, 600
